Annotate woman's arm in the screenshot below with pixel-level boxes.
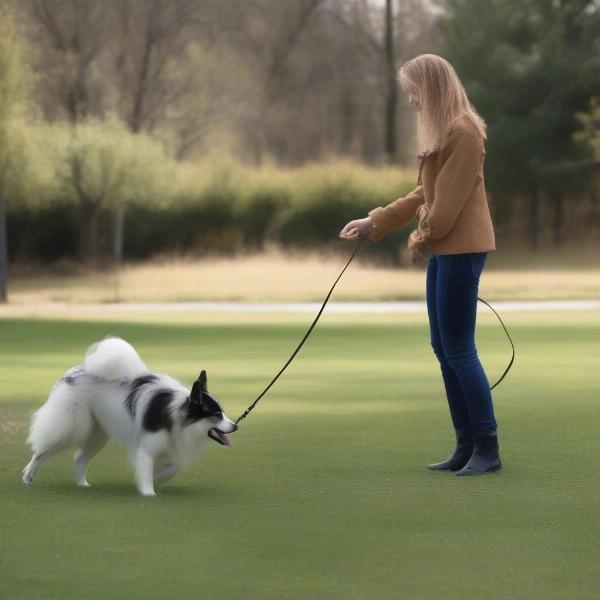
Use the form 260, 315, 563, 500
367, 184, 425, 242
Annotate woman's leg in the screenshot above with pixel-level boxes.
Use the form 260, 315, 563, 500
435, 252, 497, 435
426, 254, 471, 430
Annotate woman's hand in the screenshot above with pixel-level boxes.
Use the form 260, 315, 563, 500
407, 230, 430, 265
339, 217, 373, 241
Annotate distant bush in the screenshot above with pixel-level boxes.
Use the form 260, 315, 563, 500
269, 161, 415, 263
236, 187, 291, 251
7, 155, 420, 265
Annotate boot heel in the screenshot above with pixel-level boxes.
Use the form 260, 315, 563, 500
455, 432, 501, 476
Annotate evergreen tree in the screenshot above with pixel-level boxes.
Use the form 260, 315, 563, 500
437, 0, 600, 248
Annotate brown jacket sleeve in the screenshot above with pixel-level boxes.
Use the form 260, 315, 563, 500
367, 184, 425, 242
415, 126, 483, 243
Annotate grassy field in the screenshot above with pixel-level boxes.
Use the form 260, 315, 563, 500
1, 311, 599, 599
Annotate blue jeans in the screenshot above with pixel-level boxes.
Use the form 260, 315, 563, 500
426, 252, 497, 435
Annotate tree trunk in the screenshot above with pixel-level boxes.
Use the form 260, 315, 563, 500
79, 205, 99, 263
384, 0, 397, 163
552, 191, 563, 246
529, 185, 539, 251
339, 86, 355, 155
113, 205, 126, 266
0, 191, 8, 302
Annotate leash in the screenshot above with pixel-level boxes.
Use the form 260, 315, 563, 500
235, 234, 366, 425
235, 234, 515, 425
476, 295, 515, 389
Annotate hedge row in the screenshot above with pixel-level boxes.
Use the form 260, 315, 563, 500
7, 160, 420, 266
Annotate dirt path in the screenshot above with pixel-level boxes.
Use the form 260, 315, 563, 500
2, 299, 599, 319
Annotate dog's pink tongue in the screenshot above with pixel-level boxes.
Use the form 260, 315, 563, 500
210, 428, 232, 447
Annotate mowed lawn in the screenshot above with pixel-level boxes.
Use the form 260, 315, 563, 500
1, 312, 599, 600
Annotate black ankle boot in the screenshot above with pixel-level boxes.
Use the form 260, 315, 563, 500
427, 428, 473, 471
454, 431, 501, 476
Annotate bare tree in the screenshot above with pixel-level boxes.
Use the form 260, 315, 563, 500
22, 0, 438, 166
26, 0, 110, 123
110, 0, 203, 133
219, 0, 327, 164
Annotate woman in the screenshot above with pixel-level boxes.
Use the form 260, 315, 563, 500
339, 54, 500, 476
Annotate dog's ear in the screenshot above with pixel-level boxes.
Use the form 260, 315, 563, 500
198, 370, 208, 393
190, 380, 203, 404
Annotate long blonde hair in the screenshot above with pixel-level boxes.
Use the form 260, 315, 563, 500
398, 54, 487, 157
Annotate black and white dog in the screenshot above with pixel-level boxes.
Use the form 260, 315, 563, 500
22, 337, 237, 496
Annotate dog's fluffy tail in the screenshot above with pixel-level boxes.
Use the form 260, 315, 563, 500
84, 336, 149, 381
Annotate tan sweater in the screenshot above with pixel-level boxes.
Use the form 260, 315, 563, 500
367, 115, 496, 256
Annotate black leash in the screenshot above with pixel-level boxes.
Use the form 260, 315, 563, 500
476, 295, 515, 390
235, 235, 514, 425
235, 235, 366, 425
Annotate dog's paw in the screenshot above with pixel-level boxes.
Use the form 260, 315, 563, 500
77, 481, 92, 488
140, 490, 157, 497
21, 469, 33, 486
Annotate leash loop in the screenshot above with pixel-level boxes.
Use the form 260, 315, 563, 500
476, 295, 515, 389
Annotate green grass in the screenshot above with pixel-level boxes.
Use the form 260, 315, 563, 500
1, 314, 599, 599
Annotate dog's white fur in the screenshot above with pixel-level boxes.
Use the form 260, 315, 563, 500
22, 337, 236, 496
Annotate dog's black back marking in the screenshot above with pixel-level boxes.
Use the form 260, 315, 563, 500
143, 390, 174, 432
125, 374, 158, 418
61, 365, 84, 385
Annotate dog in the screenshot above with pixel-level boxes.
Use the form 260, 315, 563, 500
22, 337, 237, 496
